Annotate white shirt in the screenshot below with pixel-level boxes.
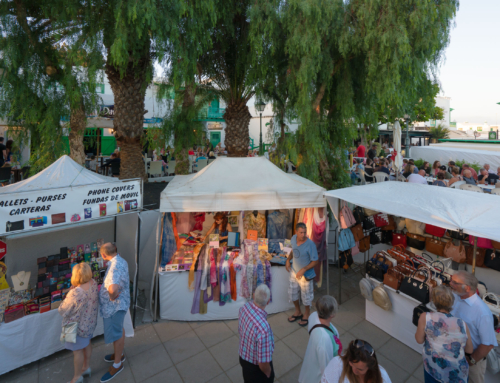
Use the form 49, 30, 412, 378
450, 293, 498, 350
321, 356, 392, 383
407, 173, 428, 185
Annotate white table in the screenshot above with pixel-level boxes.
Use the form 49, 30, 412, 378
478, 184, 495, 191
0, 309, 134, 375
159, 266, 293, 321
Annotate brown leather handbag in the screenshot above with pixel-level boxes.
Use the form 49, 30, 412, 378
351, 224, 364, 242
359, 236, 370, 252
425, 238, 445, 257
466, 247, 487, 267
443, 240, 466, 263
406, 233, 426, 250
381, 215, 396, 231
492, 240, 500, 250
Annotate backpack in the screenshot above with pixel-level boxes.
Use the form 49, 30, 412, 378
339, 229, 355, 251
340, 202, 356, 229
309, 324, 343, 356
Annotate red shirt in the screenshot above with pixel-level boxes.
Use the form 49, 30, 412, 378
357, 145, 366, 158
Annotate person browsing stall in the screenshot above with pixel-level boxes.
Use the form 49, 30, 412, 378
286, 223, 319, 327
450, 271, 498, 383
203, 212, 232, 244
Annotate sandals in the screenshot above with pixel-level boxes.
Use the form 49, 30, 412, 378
298, 319, 309, 327
287, 314, 303, 323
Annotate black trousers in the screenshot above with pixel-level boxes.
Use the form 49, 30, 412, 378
239, 357, 275, 383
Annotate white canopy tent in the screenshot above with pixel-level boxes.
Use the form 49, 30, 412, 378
160, 157, 326, 212
411, 145, 500, 170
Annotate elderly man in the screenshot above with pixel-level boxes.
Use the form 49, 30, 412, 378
238, 284, 275, 383
450, 271, 498, 383
483, 163, 494, 174
461, 164, 478, 180
407, 169, 428, 184
463, 169, 477, 185
478, 168, 499, 185
286, 223, 319, 327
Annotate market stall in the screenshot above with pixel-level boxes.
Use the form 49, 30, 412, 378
0, 156, 142, 375
155, 157, 327, 321
325, 182, 500, 381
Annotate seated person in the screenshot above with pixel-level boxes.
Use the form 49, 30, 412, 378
447, 166, 463, 187
196, 152, 207, 162
364, 159, 374, 182
462, 169, 477, 185
419, 161, 431, 175
88, 155, 98, 171
208, 151, 216, 160
447, 160, 461, 175
408, 169, 428, 184
102, 153, 120, 168
375, 159, 390, 175
408, 160, 419, 174
478, 168, 499, 185
432, 173, 447, 187
403, 164, 415, 179
438, 165, 452, 180
461, 164, 478, 180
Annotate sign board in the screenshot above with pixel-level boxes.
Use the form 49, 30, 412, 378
489, 131, 497, 140
0, 180, 141, 236
0, 241, 6, 261
207, 122, 223, 130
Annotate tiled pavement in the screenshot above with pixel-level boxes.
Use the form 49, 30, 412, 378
2, 268, 426, 383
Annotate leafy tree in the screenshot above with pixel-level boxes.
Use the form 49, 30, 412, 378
429, 124, 450, 140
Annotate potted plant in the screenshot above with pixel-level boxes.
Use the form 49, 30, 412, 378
429, 124, 450, 143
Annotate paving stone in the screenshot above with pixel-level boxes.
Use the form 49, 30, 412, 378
411, 363, 424, 383
128, 343, 172, 382
339, 331, 357, 349
207, 373, 232, 383
189, 320, 211, 330
378, 338, 421, 374
331, 309, 364, 331
225, 364, 243, 383
195, 322, 234, 348
281, 327, 310, 358
124, 324, 161, 358
153, 320, 192, 343
164, 329, 207, 364
349, 320, 391, 349
38, 348, 72, 369
405, 377, 422, 383
140, 366, 183, 383
38, 357, 73, 383
268, 312, 303, 340
224, 319, 239, 335
2, 366, 39, 383
209, 335, 240, 371
277, 362, 302, 383
339, 294, 365, 319
272, 341, 302, 379
176, 350, 223, 383
88, 361, 136, 383
376, 353, 411, 383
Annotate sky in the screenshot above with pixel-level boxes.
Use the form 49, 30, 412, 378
438, 0, 500, 125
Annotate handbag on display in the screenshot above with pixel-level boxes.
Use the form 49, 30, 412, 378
384, 267, 405, 290
392, 232, 407, 248
365, 258, 386, 282
339, 229, 356, 251
373, 284, 392, 311
443, 240, 466, 263
425, 237, 445, 257
425, 224, 446, 238
340, 202, 357, 229
339, 250, 353, 270
381, 215, 396, 231
359, 236, 370, 252
379, 251, 397, 267
465, 247, 486, 268
381, 231, 393, 244
363, 207, 378, 217
4, 303, 25, 323
394, 217, 406, 231
373, 213, 389, 228
400, 270, 431, 304
492, 240, 500, 250
406, 233, 426, 250
412, 304, 431, 326
447, 230, 469, 241
353, 206, 365, 225
362, 216, 376, 231
483, 293, 500, 315
351, 242, 360, 256
468, 235, 493, 249
351, 224, 364, 242
359, 278, 374, 301
60, 322, 78, 343
484, 249, 500, 271
405, 219, 425, 235
369, 230, 382, 245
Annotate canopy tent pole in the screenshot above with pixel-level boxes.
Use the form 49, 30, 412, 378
132, 214, 141, 328
337, 200, 342, 305
472, 236, 477, 275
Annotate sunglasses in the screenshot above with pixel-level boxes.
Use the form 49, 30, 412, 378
352, 339, 375, 357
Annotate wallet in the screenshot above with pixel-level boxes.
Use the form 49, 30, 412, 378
37, 282, 43, 289
38, 268, 47, 275
42, 279, 50, 287
49, 285, 57, 293
48, 255, 55, 261
37, 257, 47, 264
6, 220, 24, 232
37, 275, 46, 282
51, 213, 66, 224
38, 262, 46, 269
34, 288, 44, 297
60, 247, 68, 258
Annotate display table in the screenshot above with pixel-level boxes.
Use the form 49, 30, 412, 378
159, 266, 294, 321
0, 309, 135, 375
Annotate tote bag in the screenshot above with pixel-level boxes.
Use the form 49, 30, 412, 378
340, 202, 356, 229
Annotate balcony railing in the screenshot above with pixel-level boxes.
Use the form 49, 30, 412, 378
196, 108, 225, 120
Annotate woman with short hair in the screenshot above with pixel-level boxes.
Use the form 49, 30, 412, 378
299, 296, 341, 383
432, 173, 447, 187
415, 285, 473, 383
58, 263, 99, 383
321, 339, 391, 383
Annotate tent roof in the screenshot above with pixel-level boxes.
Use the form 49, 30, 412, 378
0, 155, 112, 193
160, 157, 326, 212
325, 182, 500, 242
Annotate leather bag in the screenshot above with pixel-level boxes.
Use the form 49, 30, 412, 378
373, 213, 389, 228
468, 236, 493, 249
443, 240, 466, 263
484, 249, 500, 271
400, 270, 430, 304
483, 293, 500, 315
359, 236, 370, 252
351, 242, 360, 256
370, 230, 382, 245
365, 258, 386, 282
412, 304, 431, 326
407, 233, 426, 250
425, 224, 446, 237
492, 240, 500, 250
351, 224, 364, 242
447, 230, 469, 241
359, 278, 374, 301
362, 216, 376, 230
394, 217, 406, 231
4, 304, 25, 323
363, 207, 378, 217
340, 202, 356, 229
405, 219, 425, 235
381, 215, 396, 231
392, 232, 407, 248
60, 322, 78, 343
465, 246, 486, 268
425, 237, 445, 257
373, 284, 392, 311
384, 268, 404, 290
339, 229, 356, 251
353, 207, 365, 225
339, 250, 353, 270
381, 231, 393, 244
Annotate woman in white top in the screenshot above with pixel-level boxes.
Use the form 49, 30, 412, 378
299, 296, 341, 383
321, 339, 392, 383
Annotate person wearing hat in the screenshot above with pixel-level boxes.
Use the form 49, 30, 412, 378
438, 165, 453, 180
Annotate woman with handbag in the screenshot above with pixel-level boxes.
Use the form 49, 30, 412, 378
58, 263, 99, 383
415, 285, 473, 383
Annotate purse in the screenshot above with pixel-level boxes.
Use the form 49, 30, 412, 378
369, 230, 382, 245
405, 219, 425, 235
339, 250, 353, 270
384, 267, 405, 290
412, 304, 431, 326
359, 278, 374, 301
373, 213, 389, 228
359, 236, 370, 252
340, 202, 357, 229
381, 215, 396, 231
351, 224, 364, 242
483, 293, 500, 315
484, 249, 500, 271
425, 224, 446, 237
400, 270, 431, 304
4, 304, 25, 323
362, 216, 376, 230
373, 284, 392, 311
425, 237, 445, 257
447, 230, 469, 241
443, 240, 466, 263
492, 240, 500, 250
60, 322, 78, 343
364, 207, 378, 217
353, 207, 365, 225
392, 232, 407, 248
406, 233, 426, 250
394, 217, 406, 231
468, 236, 493, 249
465, 247, 486, 268
351, 242, 360, 256
6, 220, 24, 232
365, 258, 386, 282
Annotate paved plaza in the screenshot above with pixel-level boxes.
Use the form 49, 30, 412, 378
3, 269, 425, 383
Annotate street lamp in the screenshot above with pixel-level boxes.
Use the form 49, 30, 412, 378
255, 100, 266, 155
404, 114, 411, 158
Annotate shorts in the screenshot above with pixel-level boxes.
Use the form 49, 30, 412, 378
288, 269, 314, 307
103, 310, 126, 344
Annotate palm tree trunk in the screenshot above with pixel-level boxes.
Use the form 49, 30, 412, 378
68, 105, 87, 165
174, 83, 195, 174
105, 57, 149, 181
224, 100, 251, 157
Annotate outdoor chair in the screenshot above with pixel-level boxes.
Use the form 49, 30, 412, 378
0, 167, 11, 185
459, 184, 483, 193
450, 180, 466, 189
148, 161, 163, 178
167, 160, 176, 176
110, 162, 120, 177
208, 158, 216, 164
373, 171, 389, 183
490, 188, 500, 196
195, 159, 208, 172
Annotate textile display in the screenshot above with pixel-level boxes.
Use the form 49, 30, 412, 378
267, 211, 288, 239
243, 212, 266, 240
160, 213, 177, 267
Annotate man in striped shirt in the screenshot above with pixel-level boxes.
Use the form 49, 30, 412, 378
238, 284, 275, 382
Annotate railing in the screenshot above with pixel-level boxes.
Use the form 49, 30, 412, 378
197, 108, 225, 120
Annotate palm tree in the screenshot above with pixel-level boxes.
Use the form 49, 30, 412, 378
429, 124, 450, 140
